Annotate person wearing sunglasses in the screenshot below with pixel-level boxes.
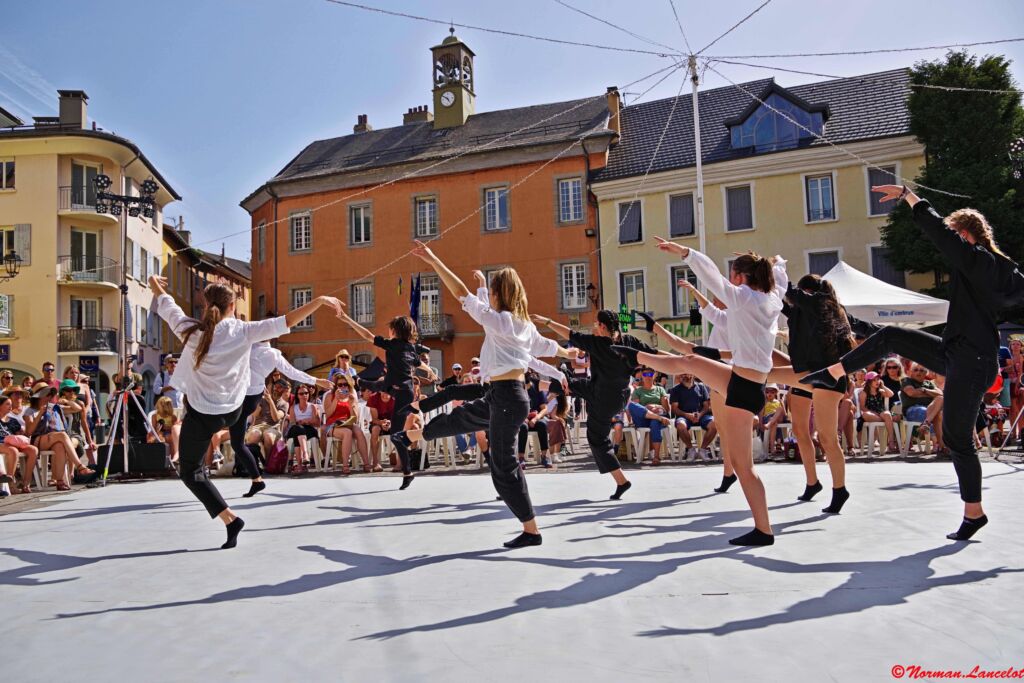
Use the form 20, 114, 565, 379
328, 349, 358, 382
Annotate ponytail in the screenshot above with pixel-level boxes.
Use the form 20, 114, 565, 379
181, 283, 235, 369
732, 252, 775, 293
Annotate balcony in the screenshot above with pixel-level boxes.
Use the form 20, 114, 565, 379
418, 313, 454, 341
58, 186, 118, 223
58, 326, 118, 354
57, 255, 120, 289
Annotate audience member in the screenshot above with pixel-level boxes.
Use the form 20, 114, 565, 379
859, 371, 897, 453
627, 369, 671, 465
669, 373, 716, 461
153, 354, 183, 409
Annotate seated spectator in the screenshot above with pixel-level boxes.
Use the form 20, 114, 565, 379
367, 389, 396, 471
323, 374, 370, 474
670, 373, 716, 462
859, 371, 897, 454
757, 384, 787, 457
980, 390, 1007, 445
440, 362, 464, 389
901, 364, 944, 448
20, 375, 35, 390
517, 372, 551, 468
0, 370, 14, 393
24, 383, 96, 489
0, 394, 38, 494
415, 351, 439, 397
150, 396, 180, 463
610, 411, 625, 456
626, 368, 671, 465
327, 349, 359, 383
546, 392, 570, 464
63, 365, 97, 460
245, 379, 289, 465
153, 355, 183, 410
285, 384, 321, 473
57, 379, 89, 462
1005, 338, 1024, 445
881, 358, 904, 409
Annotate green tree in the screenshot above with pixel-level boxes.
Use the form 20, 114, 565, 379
880, 51, 1024, 293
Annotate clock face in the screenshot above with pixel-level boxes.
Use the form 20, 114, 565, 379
440, 91, 456, 107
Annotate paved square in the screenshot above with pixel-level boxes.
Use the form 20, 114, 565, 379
3, 462, 1022, 682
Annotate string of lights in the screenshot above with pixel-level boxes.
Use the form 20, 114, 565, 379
552, 0, 683, 56
696, 0, 774, 56
667, 0, 693, 55
321, 0, 679, 57
705, 61, 971, 198
711, 59, 1024, 95
705, 37, 1024, 60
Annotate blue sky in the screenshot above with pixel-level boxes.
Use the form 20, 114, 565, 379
3, 0, 1022, 260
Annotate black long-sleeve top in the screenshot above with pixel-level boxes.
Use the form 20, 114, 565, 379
783, 285, 879, 372
569, 331, 656, 391
913, 200, 1007, 355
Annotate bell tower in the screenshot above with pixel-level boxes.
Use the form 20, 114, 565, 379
431, 28, 475, 129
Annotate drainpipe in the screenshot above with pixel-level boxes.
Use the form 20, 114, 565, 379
581, 140, 603, 311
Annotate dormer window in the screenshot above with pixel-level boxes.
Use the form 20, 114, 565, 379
728, 90, 826, 153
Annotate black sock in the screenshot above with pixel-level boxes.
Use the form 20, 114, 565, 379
222, 517, 245, 549
610, 480, 632, 500
632, 309, 656, 333
714, 474, 737, 493
798, 480, 823, 502
728, 528, 774, 546
243, 481, 266, 498
946, 514, 988, 541
798, 368, 840, 390
399, 475, 414, 490
822, 486, 850, 514
503, 531, 543, 549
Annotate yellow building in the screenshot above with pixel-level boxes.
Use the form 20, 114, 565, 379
0, 90, 179, 407
591, 70, 929, 342
160, 223, 197, 355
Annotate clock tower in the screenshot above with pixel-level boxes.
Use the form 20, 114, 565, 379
431, 28, 475, 129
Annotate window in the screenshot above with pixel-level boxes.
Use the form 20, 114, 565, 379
350, 282, 374, 324
133, 242, 142, 280
483, 188, 509, 232
805, 174, 835, 222
71, 162, 99, 207
725, 185, 753, 232
414, 197, 438, 238
176, 260, 184, 295
0, 294, 12, 335
560, 263, 588, 310
868, 166, 898, 216
126, 238, 135, 278
729, 92, 824, 152
558, 178, 583, 223
871, 246, 906, 287
257, 222, 266, 263
0, 159, 13, 190
153, 256, 160, 280
139, 306, 148, 344
669, 193, 695, 238
671, 266, 698, 317
619, 270, 645, 311
141, 248, 150, 280
618, 201, 642, 243
257, 294, 266, 320
290, 212, 311, 251
0, 226, 15, 255
483, 266, 505, 288
349, 205, 372, 245
293, 355, 314, 371
808, 250, 840, 276
418, 275, 441, 335
292, 288, 313, 328
70, 297, 101, 328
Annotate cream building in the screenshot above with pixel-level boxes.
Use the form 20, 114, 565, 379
0, 90, 180, 408
591, 70, 929, 343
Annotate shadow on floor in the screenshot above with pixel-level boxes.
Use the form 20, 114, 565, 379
0, 547, 213, 586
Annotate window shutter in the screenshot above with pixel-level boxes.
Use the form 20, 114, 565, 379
808, 251, 840, 276
669, 195, 694, 237
726, 187, 753, 231
871, 247, 906, 287
618, 202, 641, 243
13, 224, 30, 265
133, 242, 142, 280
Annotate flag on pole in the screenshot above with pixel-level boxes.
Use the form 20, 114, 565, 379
409, 274, 421, 323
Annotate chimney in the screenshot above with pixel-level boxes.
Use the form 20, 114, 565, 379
177, 230, 191, 244
403, 105, 434, 125
57, 90, 89, 129
606, 87, 621, 136
220, 243, 226, 263
353, 114, 373, 134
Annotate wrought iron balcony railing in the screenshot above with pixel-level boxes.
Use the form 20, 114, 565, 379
58, 326, 118, 353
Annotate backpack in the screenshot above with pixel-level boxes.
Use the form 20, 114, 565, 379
265, 439, 289, 475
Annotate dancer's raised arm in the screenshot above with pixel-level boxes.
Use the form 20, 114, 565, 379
411, 239, 471, 300
531, 314, 571, 341
655, 237, 741, 307
336, 302, 376, 343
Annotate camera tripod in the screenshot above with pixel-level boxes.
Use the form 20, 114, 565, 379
98, 380, 162, 486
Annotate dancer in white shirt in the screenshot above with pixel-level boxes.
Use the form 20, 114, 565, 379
150, 275, 341, 549
614, 238, 786, 546
390, 242, 577, 548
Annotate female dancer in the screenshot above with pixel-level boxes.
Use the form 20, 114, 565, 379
390, 245, 577, 548
531, 309, 655, 500
800, 185, 1017, 541
617, 238, 786, 546
150, 274, 340, 549
336, 309, 423, 490
231, 341, 328, 495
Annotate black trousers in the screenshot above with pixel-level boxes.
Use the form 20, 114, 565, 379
179, 402, 243, 518
286, 424, 319, 443
362, 377, 418, 475
568, 378, 628, 474
423, 380, 534, 522
228, 392, 263, 479
517, 419, 549, 455
419, 382, 486, 413
839, 327, 998, 502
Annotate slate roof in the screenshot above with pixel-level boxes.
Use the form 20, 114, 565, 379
271, 97, 613, 183
593, 68, 912, 182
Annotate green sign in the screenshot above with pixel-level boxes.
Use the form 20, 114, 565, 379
618, 304, 633, 333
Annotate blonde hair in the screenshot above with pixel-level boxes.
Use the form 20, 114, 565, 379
946, 209, 1005, 256
155, 396, 176, 421
489, 267, 529, 321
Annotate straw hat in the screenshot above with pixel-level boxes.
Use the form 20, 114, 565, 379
30, 382, 57, 400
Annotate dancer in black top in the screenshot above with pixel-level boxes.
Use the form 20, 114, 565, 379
337, 309, 423, 490
532, 310, 656, 500
801, 184, 1020, 540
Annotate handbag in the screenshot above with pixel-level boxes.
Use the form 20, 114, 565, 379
265, 439, 289, 474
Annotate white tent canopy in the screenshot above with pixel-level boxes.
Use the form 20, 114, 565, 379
822, 261, 949, 326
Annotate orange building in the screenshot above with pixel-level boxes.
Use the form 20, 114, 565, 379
241, 31, 619, 374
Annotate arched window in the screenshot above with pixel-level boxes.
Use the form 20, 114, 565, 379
729, 93, 825, 152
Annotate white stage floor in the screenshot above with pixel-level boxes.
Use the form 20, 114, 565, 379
3, 462, 1022, 682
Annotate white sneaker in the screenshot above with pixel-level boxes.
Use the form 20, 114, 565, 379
699, 448, 712, 461
685, 447, 697, 462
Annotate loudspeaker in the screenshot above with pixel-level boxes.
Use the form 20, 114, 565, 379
105, 441, 172, 473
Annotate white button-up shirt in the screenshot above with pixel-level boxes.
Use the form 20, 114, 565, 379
460, 287, 559, 381
153, 369, 183, 408
247, 342, 320, 396
154, 294, 289, 415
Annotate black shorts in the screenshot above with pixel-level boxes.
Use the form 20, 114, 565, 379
790, 387, 813, 400
791, 376, 847, 398
694, 346, 723, 362
725, 372, 766, 415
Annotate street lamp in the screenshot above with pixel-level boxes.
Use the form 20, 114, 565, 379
0, 250, 22, 282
